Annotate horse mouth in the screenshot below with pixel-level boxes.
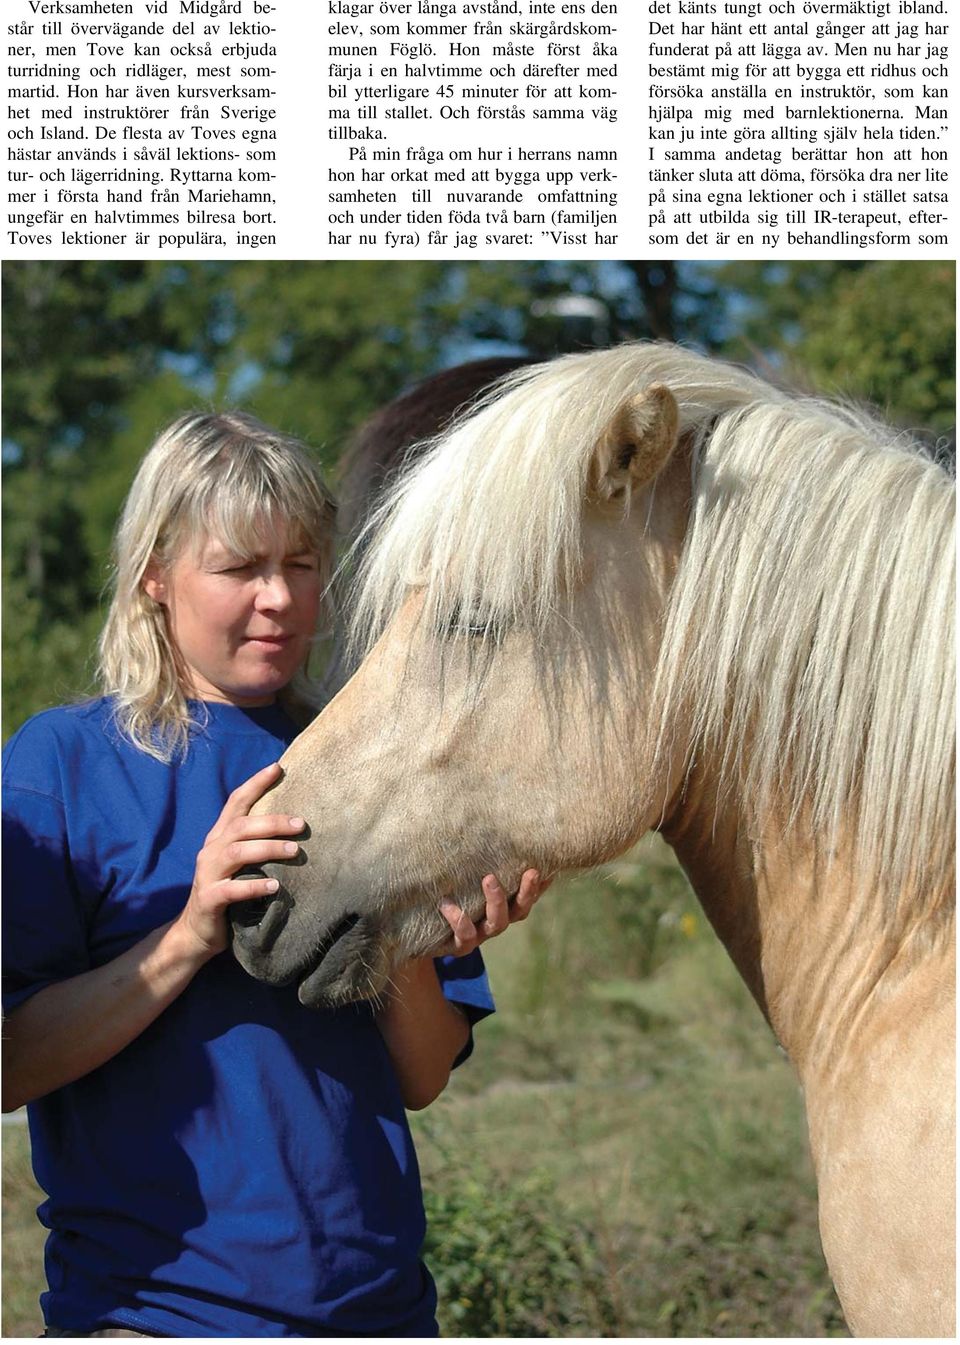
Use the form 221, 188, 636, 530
297, 913, 371, 1009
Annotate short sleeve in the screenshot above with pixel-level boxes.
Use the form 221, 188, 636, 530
434, 949, 495, 1068
2, 730, 93, 1014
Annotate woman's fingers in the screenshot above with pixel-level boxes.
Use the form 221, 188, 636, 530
437, 870, 550, 957
439, 899, 477, 950
224, 813, 305, 843
219, 836, 302, 876
478, 870, 543, 933
511, 869, 544, 921
217, 875, 282, 905
207, 761, 283, 838
479, 874, 511, 937
182, 766, 297, 960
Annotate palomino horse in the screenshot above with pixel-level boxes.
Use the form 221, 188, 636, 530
232, 344, 955, 1337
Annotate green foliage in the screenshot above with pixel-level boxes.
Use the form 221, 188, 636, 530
2, 262, 207, 734
711, 260, 956, 432
424, 1170, 618, 1337
710, 261, 868, 348
508, 856, 698, 1025
1, 583, 102, 729
792, 260, 956, 434
647, 1202, 848, 1337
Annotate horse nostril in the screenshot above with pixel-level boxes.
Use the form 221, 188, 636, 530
229, 873, 290, 954
231, 894, 274, 929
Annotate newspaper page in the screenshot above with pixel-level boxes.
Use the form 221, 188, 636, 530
2, 0, 953, 255
1, 1, 955, 1341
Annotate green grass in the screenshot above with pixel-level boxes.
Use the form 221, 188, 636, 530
2, 1123, 47, 1338
2, 844, 847, 1337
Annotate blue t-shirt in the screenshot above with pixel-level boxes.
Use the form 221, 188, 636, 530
2, 698, 494, 1337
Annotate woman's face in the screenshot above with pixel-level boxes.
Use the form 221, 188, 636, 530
144, 529, 324, 705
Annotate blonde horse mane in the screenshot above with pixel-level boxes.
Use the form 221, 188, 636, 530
350, 343, 955, 925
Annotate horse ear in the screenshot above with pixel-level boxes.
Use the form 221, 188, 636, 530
590, 383, 680, 501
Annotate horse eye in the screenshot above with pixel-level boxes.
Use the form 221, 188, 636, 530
441, 604, 496, 639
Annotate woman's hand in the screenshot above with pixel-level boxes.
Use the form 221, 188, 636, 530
376, 871, 550, 1110
438, 869, 549, 957
171, 761, 305, 966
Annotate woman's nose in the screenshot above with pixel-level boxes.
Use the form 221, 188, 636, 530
255, 572, 293, 611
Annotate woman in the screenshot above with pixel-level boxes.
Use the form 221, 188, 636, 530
2, 412, 543, 1337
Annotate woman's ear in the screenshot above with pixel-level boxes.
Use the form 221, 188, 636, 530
142, 561, 167, 605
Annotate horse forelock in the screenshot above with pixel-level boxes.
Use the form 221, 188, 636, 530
348, 344, 764, 647
348, 342, 955, 933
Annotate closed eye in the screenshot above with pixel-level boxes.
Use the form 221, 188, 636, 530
441, 603, 502, 640
215, 554, 317, 575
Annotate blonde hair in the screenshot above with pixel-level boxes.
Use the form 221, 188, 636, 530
99, 411, 336, 760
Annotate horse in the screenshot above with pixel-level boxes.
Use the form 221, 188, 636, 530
320, 355, 533, 702
231, 343, 956, 1337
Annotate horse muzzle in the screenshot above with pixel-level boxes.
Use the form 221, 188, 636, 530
229, 880, 387, 1009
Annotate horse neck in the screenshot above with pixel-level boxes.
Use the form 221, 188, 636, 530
658, 763, 917, 1081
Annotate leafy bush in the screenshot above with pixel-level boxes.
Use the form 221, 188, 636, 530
424, 1172, 619, 1337
587, 861, 699, 981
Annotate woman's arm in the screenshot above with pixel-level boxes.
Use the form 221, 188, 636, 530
375, 870, 546, 1110
373, 957, 472, 1111
3, 920, 206, 1112
2, 762, 302, 1112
